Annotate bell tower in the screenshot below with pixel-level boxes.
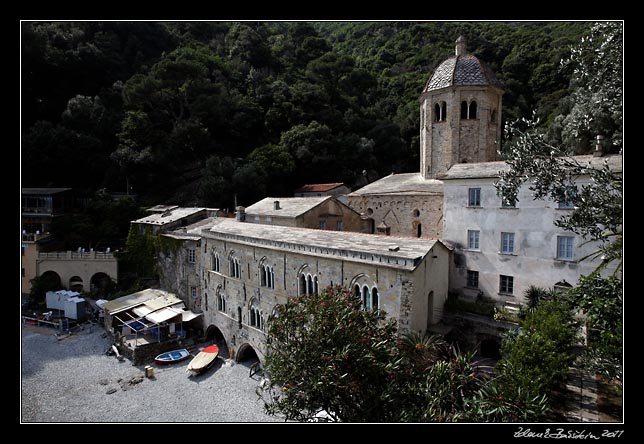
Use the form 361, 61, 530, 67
419, 36, 504, 179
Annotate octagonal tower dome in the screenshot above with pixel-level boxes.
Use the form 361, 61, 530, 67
423, 36, 502, 93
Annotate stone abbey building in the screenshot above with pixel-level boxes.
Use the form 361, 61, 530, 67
149, 36, 621, 363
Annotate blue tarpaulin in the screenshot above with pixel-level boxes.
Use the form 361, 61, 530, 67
124, 320, 146, 331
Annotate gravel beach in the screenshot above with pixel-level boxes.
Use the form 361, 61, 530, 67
21, 324, 283, 423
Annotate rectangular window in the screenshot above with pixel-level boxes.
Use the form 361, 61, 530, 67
468, 188, 481, 207
336, 220, 344, 231
501, 198, 516, 208
558, 186, 576, 209
501, 232, 515, 254
499, 275, 514, 295
319, 220, 326, 230
557, 236, 574, 260
467, 230, 480, 250
190, 286, 197, 299
467, 270, 479, 288
188, 249, 196, 263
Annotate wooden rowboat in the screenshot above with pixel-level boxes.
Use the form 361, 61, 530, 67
154, 348, 191, 365
186, 345, 219, 375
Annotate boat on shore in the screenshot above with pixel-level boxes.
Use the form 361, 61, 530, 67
154, 349, 191, 365
186, 345, 219, 375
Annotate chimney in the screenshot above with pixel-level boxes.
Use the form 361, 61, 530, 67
593, 135, 605, 157
274, 200, 281, 210
455, 35, 467, 56
235, 206, 246, 222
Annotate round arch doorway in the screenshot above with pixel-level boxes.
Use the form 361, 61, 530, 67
204, 325, 229, 359
236, 343, 261, 377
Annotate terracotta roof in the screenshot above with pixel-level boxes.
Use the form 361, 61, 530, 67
294, 183, 346, 193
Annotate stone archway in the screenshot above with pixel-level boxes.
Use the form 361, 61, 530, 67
39, 270, 62, 290
69, 276, 84, 292
205, 325, 229, 358
90, 272, 112, 296
236, 343, 260, 364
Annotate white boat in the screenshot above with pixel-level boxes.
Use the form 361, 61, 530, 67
186, 345, 219, 375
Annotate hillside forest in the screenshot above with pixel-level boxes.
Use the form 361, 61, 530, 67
21, 21, 623, 213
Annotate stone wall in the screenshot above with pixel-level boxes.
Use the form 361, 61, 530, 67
35, 250, 118, 293
347, 193, 444, 239
199, 233, 449, 363
157, 238, 202, 312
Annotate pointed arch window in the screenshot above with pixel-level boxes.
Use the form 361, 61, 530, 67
229, 254, 241, 279
259, 262, 275, 289
440, 101, 447, 121
371, 287, 379, 310
434, 103, 441, 122
212, 253, 221, 272
216, 287, 226, 313
362, 285, 371, 310
299, 272, 318, 296
249, 299, 263, 330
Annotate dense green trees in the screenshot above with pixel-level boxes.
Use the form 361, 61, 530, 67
22, 21, 606, 208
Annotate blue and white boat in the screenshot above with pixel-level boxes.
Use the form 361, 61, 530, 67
154, 349, 191, 365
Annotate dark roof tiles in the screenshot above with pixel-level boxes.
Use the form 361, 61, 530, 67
423, 54, 501, 93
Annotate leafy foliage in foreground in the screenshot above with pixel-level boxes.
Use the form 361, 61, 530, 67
259, 285, 401, 422
497, 296, 579, 396
568, 273, 623, 380
258, 285, 562, 422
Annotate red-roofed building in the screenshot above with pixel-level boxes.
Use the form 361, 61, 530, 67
294, 182, 351, 199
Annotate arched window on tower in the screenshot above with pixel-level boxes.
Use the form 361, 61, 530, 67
461, 101, 468, 119
434, 103, 440, 122
469, 101, 477, 119
441, 102, 447, 121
